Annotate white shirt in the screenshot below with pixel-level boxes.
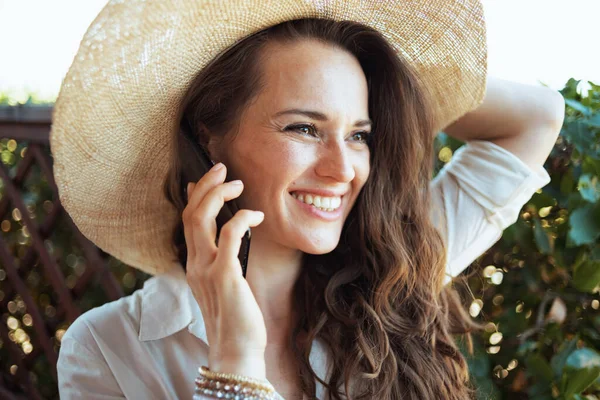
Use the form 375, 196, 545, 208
57, 139, 551, 399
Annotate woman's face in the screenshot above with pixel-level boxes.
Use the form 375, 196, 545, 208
213, 39, 371, 255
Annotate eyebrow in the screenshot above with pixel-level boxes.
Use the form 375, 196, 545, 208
273, 108, 373, 128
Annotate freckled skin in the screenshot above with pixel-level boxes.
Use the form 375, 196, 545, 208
211, 39, 371, 255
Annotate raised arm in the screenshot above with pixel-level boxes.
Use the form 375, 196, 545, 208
432, 77, 563, 285
442, 76, 565, 167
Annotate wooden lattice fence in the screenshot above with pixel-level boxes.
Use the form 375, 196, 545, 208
0, 105, 148, 399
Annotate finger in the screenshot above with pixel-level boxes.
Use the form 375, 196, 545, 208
184, 163, 227, 215
215, 210, 264, 273
182, 163, 225, 260
183, 201, 201, 261
189, 181, 245, 265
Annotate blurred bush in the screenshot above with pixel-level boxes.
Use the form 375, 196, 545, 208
435, 79, 600, 399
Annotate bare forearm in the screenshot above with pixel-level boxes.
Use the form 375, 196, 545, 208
442, 76, 565, 142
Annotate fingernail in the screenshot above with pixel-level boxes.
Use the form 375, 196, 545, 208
230, 180, 243, 185
212, 162, 224, 171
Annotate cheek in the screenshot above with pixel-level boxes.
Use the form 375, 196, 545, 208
273, 143, 314, 183
355, 152, 371, 189
227, 138, 312, 204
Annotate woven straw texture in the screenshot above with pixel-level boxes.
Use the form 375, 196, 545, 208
50, 0, 488, 276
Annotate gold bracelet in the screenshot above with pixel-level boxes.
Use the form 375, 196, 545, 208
195, 365, 277, 400
195, 377, 276, 399
198, 366, 275, 390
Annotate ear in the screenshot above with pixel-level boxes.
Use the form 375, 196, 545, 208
206, 136, 221, 164
206, 135, 224, 164
198, 122, 221, 164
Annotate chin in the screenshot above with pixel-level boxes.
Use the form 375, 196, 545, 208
297, 237, 340, 255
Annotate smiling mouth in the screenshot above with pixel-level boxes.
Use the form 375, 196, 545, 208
290, 192, 342, 212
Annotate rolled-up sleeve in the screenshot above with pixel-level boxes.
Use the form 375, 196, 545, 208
57, 319, 125, 399
430, 139, 552, 285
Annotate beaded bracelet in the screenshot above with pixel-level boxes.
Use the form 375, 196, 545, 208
194, 366, 279, 400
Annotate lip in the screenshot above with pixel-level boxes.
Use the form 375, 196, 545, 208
289, 193, 344, 221
289, 188, 348, 197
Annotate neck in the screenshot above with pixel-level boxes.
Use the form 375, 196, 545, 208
245, 232, 303, 347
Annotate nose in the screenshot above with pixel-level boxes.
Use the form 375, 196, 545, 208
314, 139, 356, 183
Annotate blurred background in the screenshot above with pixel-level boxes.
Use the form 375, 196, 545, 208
0, 1, 599, 399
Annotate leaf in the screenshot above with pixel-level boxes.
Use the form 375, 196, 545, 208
525, 353, 554, 384
529, 191, 557, 209
533, 217, 553, 254
562, 170, 576, 195
517, 340, 539, 357
573, 249, 588, 270
591, 245, 600, 261
582, 157, 600, 178
565, 98, 592, 116
503, 218, 535, 252
567, 192, 589, 213
572, 259, 600, 293
578, 174, 600, 203
572, 395, 587, 400
583, 327, 600, 341
563, 348, 600, 398
567, 204, 600, 246
527, 381, 553, 400
560, 78, 581, 99
551, 337, 579, 380
587, 113, 600, 128
456, 336, 502, 400
563, 121, 596, 156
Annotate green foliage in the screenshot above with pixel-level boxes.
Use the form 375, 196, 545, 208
434, 78, 600, 399
0, 92, 54, 106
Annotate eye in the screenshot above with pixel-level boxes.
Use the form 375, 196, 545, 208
351, 131, 371, 144
284, 123, 318, 137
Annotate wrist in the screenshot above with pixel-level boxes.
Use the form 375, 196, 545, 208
209, 353, 266, 380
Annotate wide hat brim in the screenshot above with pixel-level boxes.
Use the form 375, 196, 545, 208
50, 0, 487, 276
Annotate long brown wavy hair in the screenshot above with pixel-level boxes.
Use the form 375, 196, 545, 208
164, 18, 485, 399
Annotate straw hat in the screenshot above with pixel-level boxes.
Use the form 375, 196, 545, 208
50, 0, 488, 276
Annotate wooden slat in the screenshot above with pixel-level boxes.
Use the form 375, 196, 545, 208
0, 105, 52, 123
0, 105, 131, 398
0, 146, 36, 218
0, 313, 44, 399
0, 238, 58, 381
9, 199, 63, 277
0, 124, 52, 144
31, 145, 124, 302
0, 162, 81, 322
0, 105, 52, 143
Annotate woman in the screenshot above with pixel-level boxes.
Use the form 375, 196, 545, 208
52, 1, 563, 399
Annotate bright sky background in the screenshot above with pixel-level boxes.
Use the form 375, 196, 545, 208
0, 0, 597, 102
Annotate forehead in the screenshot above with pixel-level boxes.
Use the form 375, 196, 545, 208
255, 40, 369, 111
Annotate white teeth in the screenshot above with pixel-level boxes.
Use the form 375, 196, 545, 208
291, 192, 342, 211
313, 196, 321, 207
331, 197, 341, 209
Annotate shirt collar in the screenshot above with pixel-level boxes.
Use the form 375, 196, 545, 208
137, 265, 332, 393
139, 265, 208, 343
